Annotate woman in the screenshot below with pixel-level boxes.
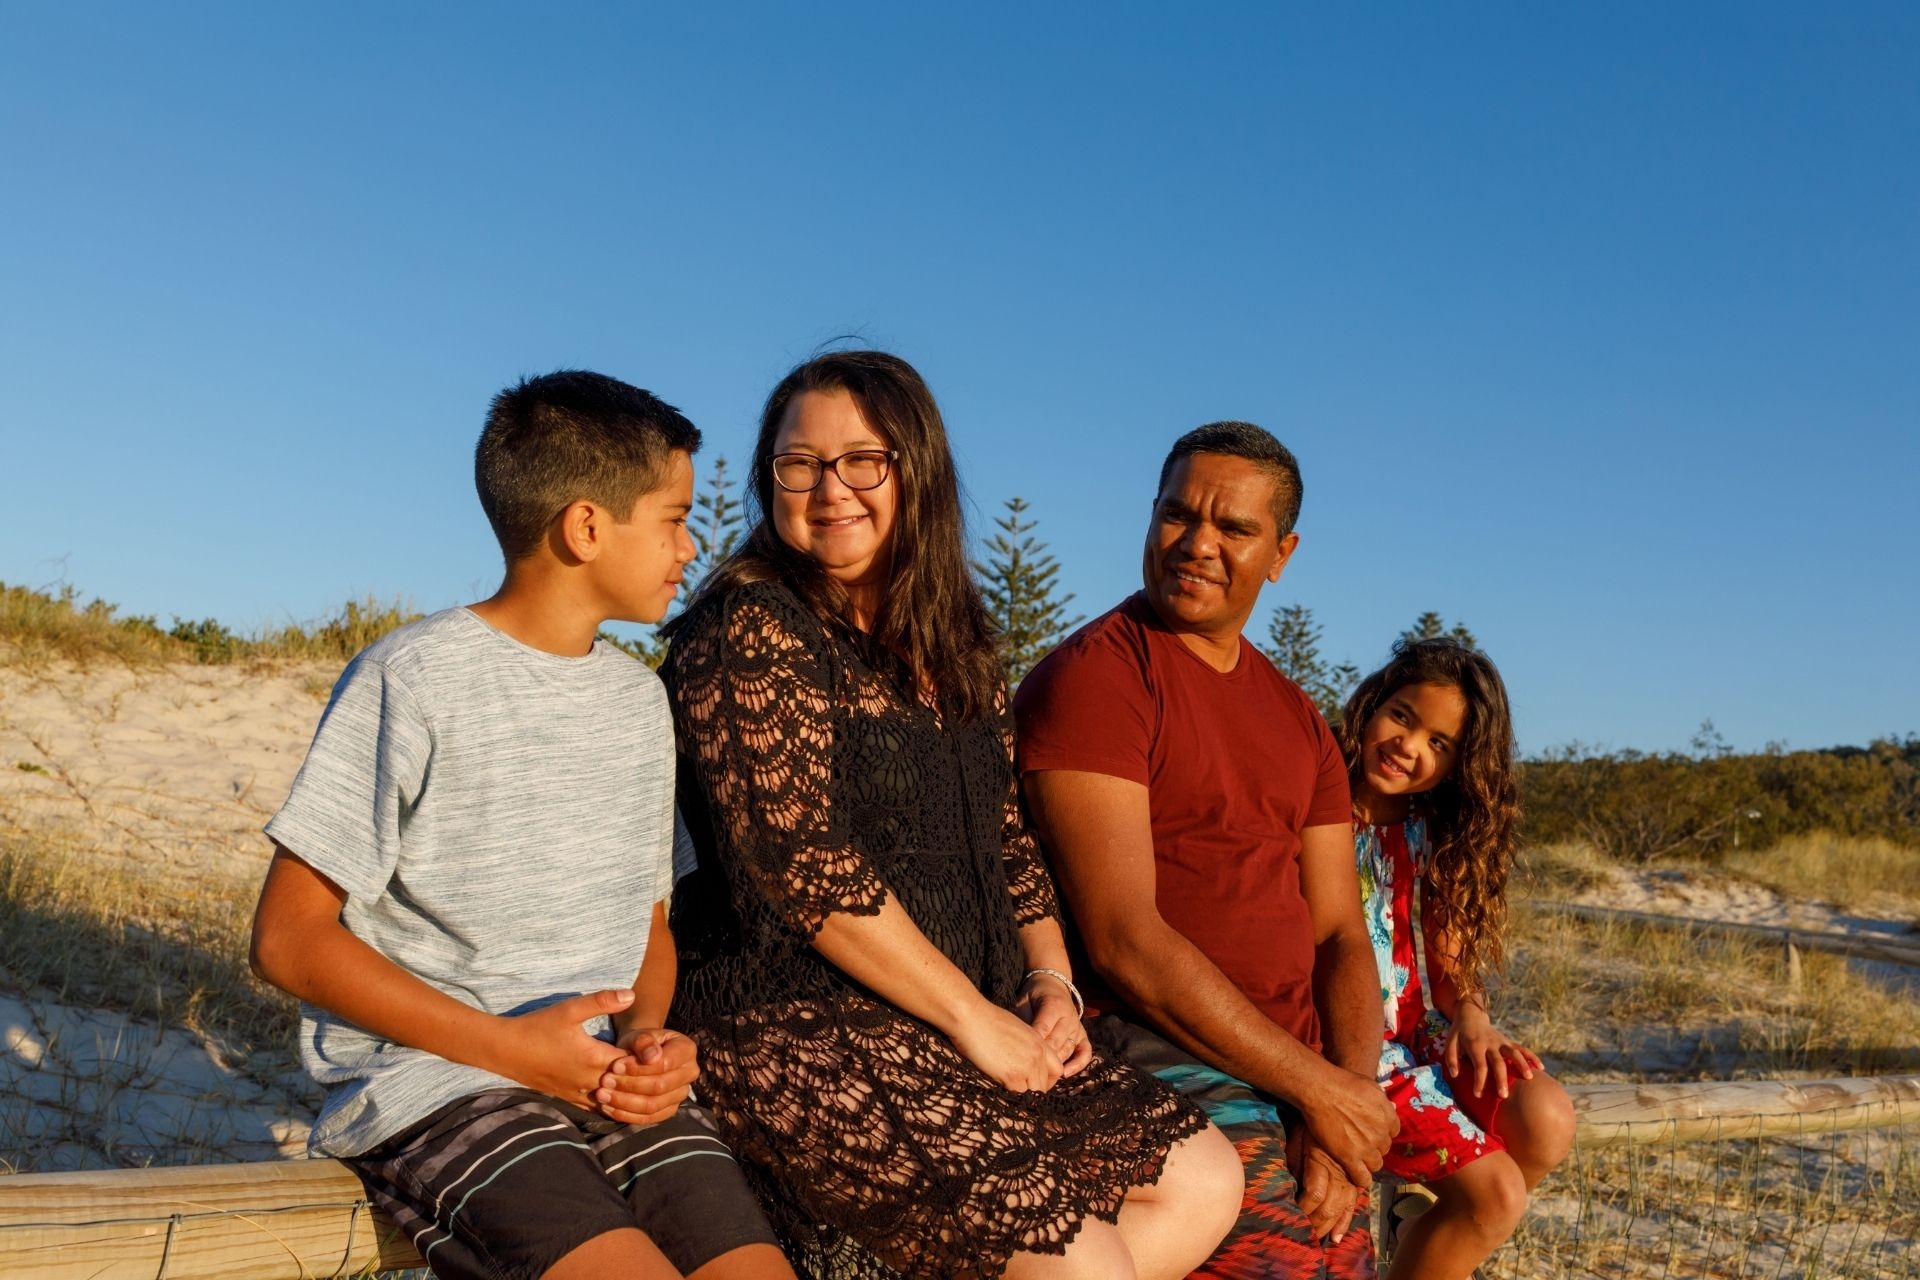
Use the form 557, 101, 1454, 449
660, 351, 1241, 1280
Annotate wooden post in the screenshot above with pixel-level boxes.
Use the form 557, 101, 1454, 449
1570, 1074, 1920, 1147
0, 1160, 422, 1280
4, 1076, 1919, 1278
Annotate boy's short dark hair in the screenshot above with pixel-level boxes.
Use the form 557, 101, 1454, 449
1156, 420, 1303, 538
476, 371, 702, 562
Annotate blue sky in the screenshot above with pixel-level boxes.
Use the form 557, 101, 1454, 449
2, 3, 1914, 756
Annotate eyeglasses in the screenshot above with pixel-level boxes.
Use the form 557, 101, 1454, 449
770, 449, 898, 493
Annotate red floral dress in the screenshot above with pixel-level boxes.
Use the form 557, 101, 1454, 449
1355, 817, 1506, 1181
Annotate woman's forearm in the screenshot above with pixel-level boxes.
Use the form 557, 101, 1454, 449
812, 893, 997, 1035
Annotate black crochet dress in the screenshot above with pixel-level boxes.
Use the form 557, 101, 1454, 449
662, 580, 1207, 1279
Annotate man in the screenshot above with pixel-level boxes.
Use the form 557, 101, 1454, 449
1015, 421, 1398, 1278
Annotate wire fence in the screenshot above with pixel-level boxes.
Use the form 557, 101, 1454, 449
1485, 1112, 1919, 1279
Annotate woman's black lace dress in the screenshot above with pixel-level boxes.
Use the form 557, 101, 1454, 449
662, 580, 1207, 1279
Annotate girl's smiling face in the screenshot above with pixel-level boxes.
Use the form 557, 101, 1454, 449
1357, 681, 1469, 814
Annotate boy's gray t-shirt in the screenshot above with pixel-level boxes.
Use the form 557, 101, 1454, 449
264, 608, 675, 1157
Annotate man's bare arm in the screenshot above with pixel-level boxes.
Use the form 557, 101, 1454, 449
1298, 820, 1385, 1080
1289, 820, 1397, 1234
1024, 769, 1395, 1186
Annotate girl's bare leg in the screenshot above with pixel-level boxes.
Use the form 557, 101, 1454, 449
1383, 1151, 1527, 1280
1495, 1070, 1576, 1189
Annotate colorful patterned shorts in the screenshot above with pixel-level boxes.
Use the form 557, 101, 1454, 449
1090, 1015, 1376, 1280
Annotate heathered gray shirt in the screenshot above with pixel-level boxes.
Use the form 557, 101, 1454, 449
265, 608, 674, 1157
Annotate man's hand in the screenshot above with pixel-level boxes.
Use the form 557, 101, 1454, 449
1287, 1127, 1364, 1244
1297, 1059, 1398, 1187
485, 988, 634, 1108
596, 1028, 699, 1125
949, 1001, 1065, 1092
1013, 975, 1093, 1077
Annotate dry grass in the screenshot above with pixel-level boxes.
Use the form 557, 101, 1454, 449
1483, 843, 1920, 1276
1500, 900, 1920, 1078
1723, 831, 1920, 915
0, 823, 293, 1069
0, 580, 419, 671
1487, 1126, 1920, 1279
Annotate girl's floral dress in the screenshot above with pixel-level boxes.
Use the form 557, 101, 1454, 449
1355, 816, 1505, 1181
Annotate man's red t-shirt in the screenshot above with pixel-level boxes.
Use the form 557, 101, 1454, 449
1014, 593, 1351, 1052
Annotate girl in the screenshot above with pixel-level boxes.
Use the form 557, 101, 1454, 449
1340, 639, 1576, 1280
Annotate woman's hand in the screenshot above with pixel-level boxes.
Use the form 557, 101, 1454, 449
1013, 974, 1093, 1077
1444, 1002, 1542, 1101
949, 1001, 1066, 1092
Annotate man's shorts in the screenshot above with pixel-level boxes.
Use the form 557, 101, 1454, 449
343, 1088, 778, 1280
1090, 1014, 1376, 1280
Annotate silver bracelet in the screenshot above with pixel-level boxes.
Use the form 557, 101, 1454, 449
1023, 967, 1084, 1017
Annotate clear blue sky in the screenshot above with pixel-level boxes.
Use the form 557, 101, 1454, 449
3, 3, 1914, 756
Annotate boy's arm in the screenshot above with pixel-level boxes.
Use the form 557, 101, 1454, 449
598, 899, 699, 1125
249, 845, 633, 1110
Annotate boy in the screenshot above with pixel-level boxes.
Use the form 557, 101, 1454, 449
251, 371, 791, 1280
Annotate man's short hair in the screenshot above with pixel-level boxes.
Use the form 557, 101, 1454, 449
1155, 420, 1303, 538
475, 370, 701, 562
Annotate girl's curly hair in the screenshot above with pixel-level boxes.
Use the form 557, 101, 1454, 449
1338, 638, 1520, 993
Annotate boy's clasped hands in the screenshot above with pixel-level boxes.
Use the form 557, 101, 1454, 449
488, 987, 700, 1125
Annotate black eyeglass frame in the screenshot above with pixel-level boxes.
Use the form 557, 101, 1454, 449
768, 448, 900, 493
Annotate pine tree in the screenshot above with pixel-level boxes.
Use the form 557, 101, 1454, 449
975, 496, 1083, 684
685, 456, 744, 592
1400, 610, 1478, 651
1262, 602, 1360, 724
1266, 603, 1330, 694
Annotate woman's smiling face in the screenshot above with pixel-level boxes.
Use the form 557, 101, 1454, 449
769, 387, 898, 613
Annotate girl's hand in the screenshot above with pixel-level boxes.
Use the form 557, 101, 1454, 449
1013, 974, 1093, 1077
949, 1001, 1066, 1092
1444, 1002, 1542, 1101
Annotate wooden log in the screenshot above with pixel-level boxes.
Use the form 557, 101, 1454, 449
1518, 898, 1920, 968
1571, 1074, 1920, 1147
3, 1075, 1919, 1276
0, 1159, 422, 1279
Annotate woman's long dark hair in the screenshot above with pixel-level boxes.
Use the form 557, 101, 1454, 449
676, 350, 1002, 721
1338, 638, 1520, 992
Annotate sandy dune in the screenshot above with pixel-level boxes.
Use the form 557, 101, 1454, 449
0, 660, 332, 881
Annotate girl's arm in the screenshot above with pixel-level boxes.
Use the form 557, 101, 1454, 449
1422, 885, 1541, 1100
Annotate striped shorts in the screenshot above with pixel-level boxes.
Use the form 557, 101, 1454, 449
343, 1088, 778, 1280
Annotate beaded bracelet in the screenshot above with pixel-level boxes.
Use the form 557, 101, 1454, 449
1022, 967, 1085, 1017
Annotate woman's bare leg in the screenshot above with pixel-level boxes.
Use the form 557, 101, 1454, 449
1003, 1219, 1138, 1280
1111, 1124, 1244, 1280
